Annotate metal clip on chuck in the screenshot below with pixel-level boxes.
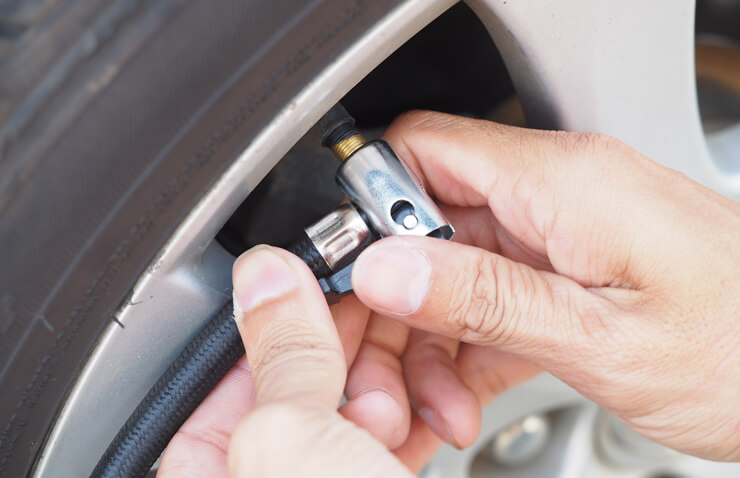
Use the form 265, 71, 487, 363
298, 104, 454, 302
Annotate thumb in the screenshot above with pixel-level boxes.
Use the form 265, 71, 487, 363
231, 245, 346, 407
351, 236, 605, 360
229, 245, 411, 478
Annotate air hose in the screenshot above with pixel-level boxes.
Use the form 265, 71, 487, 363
91, 104, 453, 477
91, 234, 330, 478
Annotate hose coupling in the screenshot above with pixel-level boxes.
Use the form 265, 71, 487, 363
302, 103, 454, 302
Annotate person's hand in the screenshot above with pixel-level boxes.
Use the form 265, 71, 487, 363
158, 245, 536, 476
349, 111, 740, 461
159, 246, 411, 476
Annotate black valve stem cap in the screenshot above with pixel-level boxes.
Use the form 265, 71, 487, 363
317, 103, 366, 161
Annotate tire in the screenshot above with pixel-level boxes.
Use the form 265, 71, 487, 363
0, 1, 403, 475
4, 1, 738, 477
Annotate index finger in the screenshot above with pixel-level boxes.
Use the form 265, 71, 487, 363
382, 110, 553, 208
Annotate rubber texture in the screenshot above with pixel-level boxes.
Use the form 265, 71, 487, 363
91, 234, 331, 478
0, 1, 402, 476
318, 103, 358, 146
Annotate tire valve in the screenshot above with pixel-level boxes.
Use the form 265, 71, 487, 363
318, 103, 367, 161
291, 104, 454, 303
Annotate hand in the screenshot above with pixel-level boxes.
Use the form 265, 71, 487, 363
158, 245, 536, 476
350, 111, 740, 461
157, 247, 409, 477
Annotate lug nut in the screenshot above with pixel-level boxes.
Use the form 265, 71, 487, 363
490, 414, 550, 467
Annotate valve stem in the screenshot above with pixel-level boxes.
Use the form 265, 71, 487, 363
330, 134, 366, 160
317, 103, 367, 161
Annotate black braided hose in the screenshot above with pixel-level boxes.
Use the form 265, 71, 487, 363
91, 234, 330, 478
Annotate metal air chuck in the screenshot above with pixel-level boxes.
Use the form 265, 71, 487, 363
291, 104, 454, 302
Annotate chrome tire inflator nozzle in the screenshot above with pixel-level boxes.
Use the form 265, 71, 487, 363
302, 104, 455, 302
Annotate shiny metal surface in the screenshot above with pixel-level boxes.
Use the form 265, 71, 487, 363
305, 204, 371, 271
330, 133, 367, 161
490, 414, 551, 467
336, 140, 454, 239
35, 0, 740, 477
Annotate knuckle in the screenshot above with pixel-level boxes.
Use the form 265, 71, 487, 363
250, 320, 343, 380
448, 255, 512, 343
391, 109, 440, 131
542, 131, 636, 189
570, 131, 606, 152
548, 131, 627, 158
476, 368, 509, 402
573, 131, 622, 153
392, 109, 473, 137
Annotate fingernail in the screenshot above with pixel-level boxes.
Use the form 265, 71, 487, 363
232, 246, 297, 319
351, 388, 403, 446
352, 242, 431, 315
418, 407, 461, 449
351, 386, 395, 400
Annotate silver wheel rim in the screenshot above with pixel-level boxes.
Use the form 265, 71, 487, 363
33, 1, 740, 476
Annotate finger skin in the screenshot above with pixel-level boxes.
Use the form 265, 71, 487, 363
456, 344, 540, 406
382, 110, 678, 289
350, 227, 639, 421
230, 402, 413, 478
440, 204, 500, 252
233, 245, 346, 407
229, 245, 412, 477
402, 329, 480, 448
333, 294, 410, 447
332, 297, 411, 448
338, 387, 404, 447
352, 235, 597, 357
393, 413, 442, 473
158, 356, 255, 478
158, 262, 375, 476
376, 111, 740, 461
342, 314, 411, 449
393, 346, 540, 474
330, 294, 371, 366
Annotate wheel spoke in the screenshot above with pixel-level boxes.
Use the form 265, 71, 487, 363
469, 0, 740, 200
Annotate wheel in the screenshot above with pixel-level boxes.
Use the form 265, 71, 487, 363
0, 1, 448, 475
0, 1, 738, 477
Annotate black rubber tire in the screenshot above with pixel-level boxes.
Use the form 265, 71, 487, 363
0, 1, 402, 475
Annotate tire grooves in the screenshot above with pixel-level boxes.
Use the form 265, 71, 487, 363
0, 0, 396, 475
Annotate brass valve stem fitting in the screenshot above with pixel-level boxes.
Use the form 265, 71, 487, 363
330, 133, 366, 161
318, 103, 368, 161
